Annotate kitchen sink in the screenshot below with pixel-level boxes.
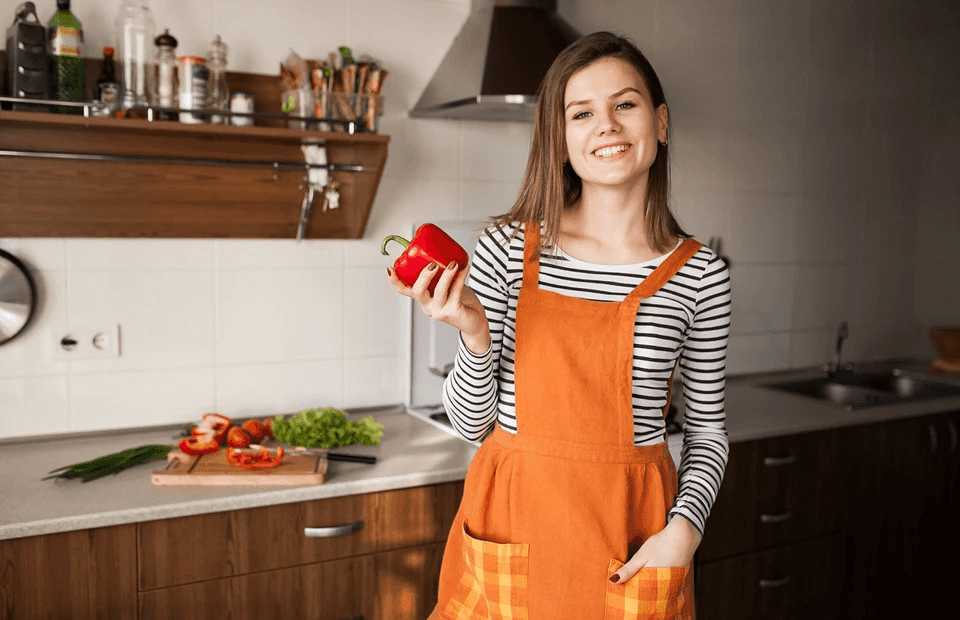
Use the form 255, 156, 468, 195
765, 369, 960, 410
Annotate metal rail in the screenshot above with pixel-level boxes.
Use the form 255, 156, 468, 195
0, 148, 367, 172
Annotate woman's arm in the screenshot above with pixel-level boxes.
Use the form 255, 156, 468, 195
670, 251, 732, 536
441, 224, 514, 442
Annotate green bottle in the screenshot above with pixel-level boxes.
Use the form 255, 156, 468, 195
48, 0, 85, 113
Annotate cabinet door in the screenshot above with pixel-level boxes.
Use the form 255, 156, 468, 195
139, 542, 444, 620
845, 413, 949, 619
699, 429, 845, 562
0, 524, 137, 620
138, 481, 462, 590
695, 533, 846, 620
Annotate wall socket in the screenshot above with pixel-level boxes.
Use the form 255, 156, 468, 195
53, 325, 121, 360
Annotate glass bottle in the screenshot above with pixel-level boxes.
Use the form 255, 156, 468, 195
116, 0, 155, 108
95, 46, 117, 99
207, 34, 229, 124
47, 0, 85, 114
152, 29, 177, 120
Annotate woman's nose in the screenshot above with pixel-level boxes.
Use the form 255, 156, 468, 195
596, 111, 620, 134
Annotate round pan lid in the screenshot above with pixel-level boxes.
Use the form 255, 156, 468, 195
0, 248, 37, 346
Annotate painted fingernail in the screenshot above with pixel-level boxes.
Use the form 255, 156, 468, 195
386, 267, 392, 277
426, 262, 438, 271
609, 574, 620, 584
447, 260, 457, 270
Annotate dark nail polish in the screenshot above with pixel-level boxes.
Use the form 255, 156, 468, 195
386, 267, 392, 277
609, 574, 620, 584
447, 260, 457, 270
427, 262, 438, 271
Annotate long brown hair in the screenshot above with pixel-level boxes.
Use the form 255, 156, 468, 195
493, 31, 689, 256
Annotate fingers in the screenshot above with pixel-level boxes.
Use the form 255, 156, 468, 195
610, 554, 648, 585
431, 260, 463, 308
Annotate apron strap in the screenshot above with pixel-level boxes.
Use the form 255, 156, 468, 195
521, 221, 542, 291
625, 238, 703, 303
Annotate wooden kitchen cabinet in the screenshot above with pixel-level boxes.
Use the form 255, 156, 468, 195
139, 542, 444, 620
697, 410, 960, 620
138, 481, 463, 620
0, 51, 388, 240
0, 524, 138, 620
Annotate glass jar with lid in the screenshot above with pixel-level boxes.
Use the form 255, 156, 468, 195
152, 28, 177, 120
206, 35, 229, 124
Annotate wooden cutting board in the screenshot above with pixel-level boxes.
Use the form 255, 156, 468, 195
151, 448, 328, 486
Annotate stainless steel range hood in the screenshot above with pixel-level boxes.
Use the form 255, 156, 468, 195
409, 0, 580, 122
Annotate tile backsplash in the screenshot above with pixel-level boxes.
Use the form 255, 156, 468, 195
2, 0, 957, 439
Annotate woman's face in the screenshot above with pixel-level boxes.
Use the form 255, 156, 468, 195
563, 56, 668, 193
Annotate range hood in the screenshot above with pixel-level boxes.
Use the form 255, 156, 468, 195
409, 0, 580, 122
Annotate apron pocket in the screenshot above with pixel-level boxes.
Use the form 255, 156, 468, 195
442, 522, 530, 620
604, 559, 692, 620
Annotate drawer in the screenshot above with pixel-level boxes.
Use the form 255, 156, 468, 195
695, 533, 847, 620
139, 542, 444, 620
138, 481, 462, 590
699, 428, 850, 561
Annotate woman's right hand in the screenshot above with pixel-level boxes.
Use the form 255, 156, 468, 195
387, 260, 491, 355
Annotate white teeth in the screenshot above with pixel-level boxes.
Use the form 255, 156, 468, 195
593, 144, 629, 157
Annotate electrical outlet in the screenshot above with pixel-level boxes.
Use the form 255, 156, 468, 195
53, 325, 121, 360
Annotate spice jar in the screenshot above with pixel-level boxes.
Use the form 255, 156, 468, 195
152, 29, 177, 120
206, 34, 229, 124
177, 55, 207, 123
116, 0, 155, 108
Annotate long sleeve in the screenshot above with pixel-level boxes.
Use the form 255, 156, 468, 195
668, 254, 731, 536
441, 224, 513, 442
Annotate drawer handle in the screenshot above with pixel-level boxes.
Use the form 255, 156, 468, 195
304, 520, 364, 538
948, 421, 958, 453
763, 455, 798, 467
928, 424, 938, 456
759, 576, 793, 589
760, 511, 793, 524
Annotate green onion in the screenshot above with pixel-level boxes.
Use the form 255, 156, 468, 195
43, 444, 174, 482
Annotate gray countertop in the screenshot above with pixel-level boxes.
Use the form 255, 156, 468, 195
3, 360, 959, 542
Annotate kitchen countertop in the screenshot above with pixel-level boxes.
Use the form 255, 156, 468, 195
3, 360, 959, 542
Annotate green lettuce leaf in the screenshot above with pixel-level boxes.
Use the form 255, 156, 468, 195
272, 408, 383, 449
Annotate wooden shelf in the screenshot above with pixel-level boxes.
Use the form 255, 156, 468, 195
0, 52, 389, 239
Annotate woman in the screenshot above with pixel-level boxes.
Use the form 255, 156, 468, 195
388, 31, 730, 619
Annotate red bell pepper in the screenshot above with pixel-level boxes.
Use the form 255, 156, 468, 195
179, 435, 220, 456
381, 223, 469, 294
226, 446, 285, 470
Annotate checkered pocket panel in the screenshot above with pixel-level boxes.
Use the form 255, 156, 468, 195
442, 523, 530, 620
604, 559, 693, 620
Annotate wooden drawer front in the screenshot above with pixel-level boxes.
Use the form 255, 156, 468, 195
139, 481, 462, 590
696, 533, 847, 620
699, 429, 847, 562
139, 542, 444, 620
0, 525, 138, 620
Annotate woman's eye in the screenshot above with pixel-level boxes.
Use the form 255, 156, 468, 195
616, 101, 636, 110
572, 110, 590, 120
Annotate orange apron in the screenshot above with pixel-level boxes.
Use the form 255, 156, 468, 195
430, 224, 702, 620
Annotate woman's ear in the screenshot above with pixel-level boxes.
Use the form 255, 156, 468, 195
657, 104, 669, 143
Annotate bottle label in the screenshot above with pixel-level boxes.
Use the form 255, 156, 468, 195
50, 26, 83, 57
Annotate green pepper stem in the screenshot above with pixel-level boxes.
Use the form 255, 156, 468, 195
380, 235, 410, 256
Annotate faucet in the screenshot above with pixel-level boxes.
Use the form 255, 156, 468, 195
825, 320, 851, 377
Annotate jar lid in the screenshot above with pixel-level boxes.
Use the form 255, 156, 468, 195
155, 29, 178, 48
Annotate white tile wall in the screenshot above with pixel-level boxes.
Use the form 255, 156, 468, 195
1, 0, 957, 438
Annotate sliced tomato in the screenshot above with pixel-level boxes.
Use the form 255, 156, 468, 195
261, 418, 274, 438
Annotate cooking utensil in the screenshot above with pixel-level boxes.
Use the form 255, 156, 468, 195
0, 248, 37, 346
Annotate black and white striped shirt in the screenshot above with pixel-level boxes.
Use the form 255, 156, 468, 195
442, 221, 731, 535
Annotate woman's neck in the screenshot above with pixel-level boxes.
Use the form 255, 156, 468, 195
558, 179, 668, 264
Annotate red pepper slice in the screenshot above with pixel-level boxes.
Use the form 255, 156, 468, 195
179, 435, 219, 456
226, 446, 285, 470
381, 223, 469, 294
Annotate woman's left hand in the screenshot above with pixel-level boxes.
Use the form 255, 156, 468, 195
609, 517, 702, 584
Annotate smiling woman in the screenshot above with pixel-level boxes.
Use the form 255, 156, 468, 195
387, 31, 731, 620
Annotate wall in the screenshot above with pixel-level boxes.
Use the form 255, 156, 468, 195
2, 0, 957, 439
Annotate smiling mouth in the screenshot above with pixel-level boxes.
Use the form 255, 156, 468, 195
592, 144, 631, 158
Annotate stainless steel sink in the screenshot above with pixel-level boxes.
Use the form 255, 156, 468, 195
765, 369, 960, 410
